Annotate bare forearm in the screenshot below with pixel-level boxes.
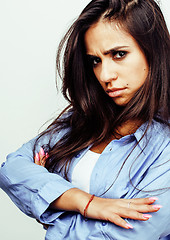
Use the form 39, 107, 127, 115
48, 187, 161, 229
35, 150, 162, 229
49, 188, 91, 214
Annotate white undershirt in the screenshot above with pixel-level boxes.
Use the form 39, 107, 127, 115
71, 150, 100, 193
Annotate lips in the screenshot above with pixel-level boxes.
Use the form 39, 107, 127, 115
106, 88, 127, 98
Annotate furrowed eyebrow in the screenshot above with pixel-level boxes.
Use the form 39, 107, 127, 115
103, 46, 129, 55
86, 46, 129, 57
86, 54, 99, 59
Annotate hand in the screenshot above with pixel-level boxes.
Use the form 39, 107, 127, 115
34, 148, 49, 229
34, 148, 162, 229
85, 195, 162, 229
34, 147, 49, 167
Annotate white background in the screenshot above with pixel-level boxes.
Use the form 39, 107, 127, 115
0, 0, 169, 239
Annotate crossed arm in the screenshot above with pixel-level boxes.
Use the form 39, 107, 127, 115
34, 147, 161, 230
0, 139, 169, 239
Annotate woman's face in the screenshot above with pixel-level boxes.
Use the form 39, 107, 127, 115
84, 20, 149, 106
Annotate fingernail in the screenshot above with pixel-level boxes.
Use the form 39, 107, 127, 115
152, 205, 163, 210
35, 153, 40, 161
143, 214, 152, 219
125, 223, 133, 229
149, 197, 158, 201
40, 147, 45, 156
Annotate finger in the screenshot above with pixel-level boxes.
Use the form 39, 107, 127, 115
39, 148, 46, 167
109, 214, 133, 229
39, 147, 45, 159
127, 197, 158, 205
125, 202, 162, 213
34, 153, 41, 165
117, 207, 153, 221
116, 197, 160, 211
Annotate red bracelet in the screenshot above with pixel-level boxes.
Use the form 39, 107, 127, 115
84, 194, 95, 218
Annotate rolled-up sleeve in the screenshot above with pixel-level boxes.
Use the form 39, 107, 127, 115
0, 136, 75, 225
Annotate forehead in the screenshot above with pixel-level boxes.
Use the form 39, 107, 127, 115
84, 20, 138, 54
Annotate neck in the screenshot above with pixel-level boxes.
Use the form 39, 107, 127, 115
115, 119, 143, 138
90, 119, 143, 154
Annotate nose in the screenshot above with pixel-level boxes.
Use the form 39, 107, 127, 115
99, 60, 118, 83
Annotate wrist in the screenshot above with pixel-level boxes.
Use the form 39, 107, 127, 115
50, 188, 92, 214
72, 189, 93, 215
83, 194, 95, 218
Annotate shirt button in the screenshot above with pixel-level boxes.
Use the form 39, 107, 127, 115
109, 148, 112, 151
1, 162, 5, 167
102, 222, 107, 226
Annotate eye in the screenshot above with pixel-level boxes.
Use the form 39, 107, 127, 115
112, 51, 127, 60
93, 57, 101, 66
87, 55, 101, 67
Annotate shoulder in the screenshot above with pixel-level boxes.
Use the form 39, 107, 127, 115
132, 122, 170, 195
142, 121, 170, 180
136, 120, 169, 149
139, 120, 170, 140
35, 110, 73, 148
149, 121, 169, 159
151, 120, 170, 137
134, 120, 169, 172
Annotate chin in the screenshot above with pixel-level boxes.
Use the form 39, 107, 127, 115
113, 98, 130, 107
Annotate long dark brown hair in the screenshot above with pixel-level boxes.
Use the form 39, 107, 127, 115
34, 0, 170, 179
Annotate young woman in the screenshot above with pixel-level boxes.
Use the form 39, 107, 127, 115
0, 0, 169, 239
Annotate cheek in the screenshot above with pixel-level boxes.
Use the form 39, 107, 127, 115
94, 69, 104, 87
131, 59, 149, 86
93, 68, 99, 80
139, 64, 149, 85
139, 54, 149, 79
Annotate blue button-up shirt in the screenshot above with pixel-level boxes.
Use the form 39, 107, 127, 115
0, 120, 170, 239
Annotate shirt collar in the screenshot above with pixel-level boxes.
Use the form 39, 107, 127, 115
133, 122, 149, 155
133, 120, 169, 154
